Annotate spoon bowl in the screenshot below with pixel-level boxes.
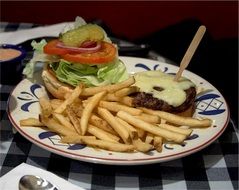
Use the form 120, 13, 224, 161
19, 175, 58, 190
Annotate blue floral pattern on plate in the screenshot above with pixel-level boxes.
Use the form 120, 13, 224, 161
195, 93, 225, 115
17, 83, 41, 112
135, 63, 168, 73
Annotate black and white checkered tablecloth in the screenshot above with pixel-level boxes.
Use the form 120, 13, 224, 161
0, 22, 238, 190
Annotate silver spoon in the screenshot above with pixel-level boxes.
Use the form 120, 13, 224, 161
19, 175, 59, 190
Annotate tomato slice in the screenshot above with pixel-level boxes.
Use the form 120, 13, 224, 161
62, 42, 117, 64
43, 40, 69, 55
44, 40, 117, 64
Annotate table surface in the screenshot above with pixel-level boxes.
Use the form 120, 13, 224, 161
0, 22, 238, 190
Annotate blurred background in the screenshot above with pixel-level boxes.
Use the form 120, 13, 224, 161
1, 1, 237, 40
1, 1, 238, 124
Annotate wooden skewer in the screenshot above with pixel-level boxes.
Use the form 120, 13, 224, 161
174, 25, 206, 81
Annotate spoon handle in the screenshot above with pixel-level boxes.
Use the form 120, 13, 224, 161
174, 25, 206, 81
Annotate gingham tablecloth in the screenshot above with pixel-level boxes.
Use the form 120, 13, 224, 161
0, 22, 238, 190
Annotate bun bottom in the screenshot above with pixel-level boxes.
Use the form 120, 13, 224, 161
42, 66, 73, 99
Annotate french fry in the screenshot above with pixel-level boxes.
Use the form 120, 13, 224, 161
98, 107, 131, 144
90, 118, 117, 136
76, 105, 103, 124
39, 97, 52, 117
81, 138, 135, 152
136, 128, 146, 139
68, 100, 83, 114
117, 111, 187, 144
88, 124, 120, 143
54, 84, 83, 114
99, 101, 142, 115
73, 97, 83, 104
20, 118, 44, 127
50, 99, 64, 110
119, 96, 133, 107
114, 86, 139, 97
135, 113, 160, 124
142, 108, 212, 128
81, 91, 106, 135
133, 138, 153, 153
76, 110, 117, 135
115, 117, 138, 140
65, 106, 82, 134
104, 93, 122, 102
145, 133, 154, 144
40, 116, 76, 136
53, 113, 75, 130
104, 94, 133, 107
154, 136, 163, 152
64, 92, 71, 100
81, 76, 135, 96
158, 123, 193, 137
161, 119, 167, 124
60, 135, 96, 144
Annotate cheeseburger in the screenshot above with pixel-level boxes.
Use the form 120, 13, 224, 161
132, 70, 196, 116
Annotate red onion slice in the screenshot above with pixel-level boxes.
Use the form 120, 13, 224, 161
80, 41, 97, 48
57, 42, 101, 53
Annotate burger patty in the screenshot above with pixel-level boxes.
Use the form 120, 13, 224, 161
132, 87, 196, 113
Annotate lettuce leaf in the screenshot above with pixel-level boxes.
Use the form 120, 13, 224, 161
97, 59, 128, 84
22, 40, 59, 78
31, 39, 47, 52
51, 59, 129, 87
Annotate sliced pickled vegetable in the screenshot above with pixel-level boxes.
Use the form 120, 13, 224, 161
60, 24, 104, 47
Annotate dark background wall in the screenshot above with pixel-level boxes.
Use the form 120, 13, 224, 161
1, 1, 238, 41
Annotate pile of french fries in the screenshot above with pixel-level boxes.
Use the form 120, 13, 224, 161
20, 76, 212, 153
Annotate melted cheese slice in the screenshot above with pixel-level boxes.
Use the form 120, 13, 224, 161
134, 70, 195, 107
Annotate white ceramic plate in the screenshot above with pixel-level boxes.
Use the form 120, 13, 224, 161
8, 56, 229, 165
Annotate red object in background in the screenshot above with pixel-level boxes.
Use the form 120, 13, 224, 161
1, 1, 238, 40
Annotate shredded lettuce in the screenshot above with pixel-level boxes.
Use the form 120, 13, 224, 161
97, 60, 128, 84
51, 59, 128, 87
23, 39, 59, 78
31, 39, 47, 52
22, 61, 35, 78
